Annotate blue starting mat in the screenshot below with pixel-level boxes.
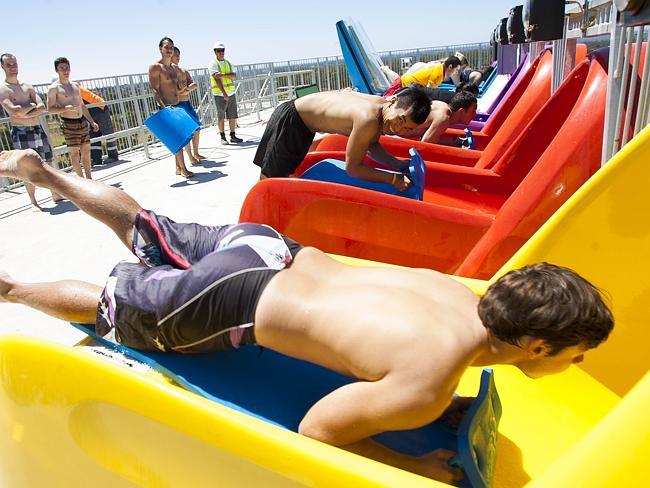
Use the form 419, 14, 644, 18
300, 147, 426, 201
144, 105, 199, 154
72, 322, 501, 487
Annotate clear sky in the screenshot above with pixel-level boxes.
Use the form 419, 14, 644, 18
4, 0, 519, 84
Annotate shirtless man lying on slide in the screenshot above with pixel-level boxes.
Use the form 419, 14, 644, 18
0, 149, 613, 484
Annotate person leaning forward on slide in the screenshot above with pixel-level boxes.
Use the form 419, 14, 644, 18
253, 85, 432, 192
0, 148, 614, 484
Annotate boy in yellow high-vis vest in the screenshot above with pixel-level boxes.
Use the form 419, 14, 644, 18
208, 41, 243, 145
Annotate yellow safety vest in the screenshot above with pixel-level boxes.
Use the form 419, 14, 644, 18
210, 59, 235, 96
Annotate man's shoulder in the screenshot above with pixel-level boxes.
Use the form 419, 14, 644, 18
47, 81, 61, 90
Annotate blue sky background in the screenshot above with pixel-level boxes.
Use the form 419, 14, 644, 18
4, 0, 519, 83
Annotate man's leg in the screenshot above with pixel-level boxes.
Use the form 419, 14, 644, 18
227, 96, 243, 143
0, 271, 100, 324
68, 146, 84, 177
175, 151, 194, 177
89, 121, 104, 166
215, 96, 228, 144
24, 181, 40, 209
81, 142, 93, 179
228, 118, 243, 143
45, 159, 63, 202
191, 130, 205, 160
184, 142, 199, 165
0, 149, 140, 248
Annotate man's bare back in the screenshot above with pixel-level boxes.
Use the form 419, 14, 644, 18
255, 247, 484, 444
295, 91, 385, 138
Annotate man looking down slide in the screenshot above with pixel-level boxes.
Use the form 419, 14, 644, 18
253, 85, 431, 192
0, 149, 613, 484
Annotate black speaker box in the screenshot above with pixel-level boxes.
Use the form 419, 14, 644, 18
499, 17, 510, 44
523, 0, 565, 41
508, 5, 526, 43
617, 0, 650, 27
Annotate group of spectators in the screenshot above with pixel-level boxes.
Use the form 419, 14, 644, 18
1, 40, 487, 204
0, 53, 124, 208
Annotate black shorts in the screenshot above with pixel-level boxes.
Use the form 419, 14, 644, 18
253, 100, 315, 177
96, 210, 303, 353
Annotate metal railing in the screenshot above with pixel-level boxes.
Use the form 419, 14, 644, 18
0, 67, 317, 191
1, 40, 494, 192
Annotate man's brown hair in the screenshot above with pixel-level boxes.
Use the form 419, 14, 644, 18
478, 263, 614, 355
0, 53, 14, 66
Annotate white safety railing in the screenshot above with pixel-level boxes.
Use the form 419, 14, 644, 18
0, 68, 316, 191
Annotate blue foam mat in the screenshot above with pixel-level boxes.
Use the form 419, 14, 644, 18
300, 148, 425, 200
72, 322, 499, 487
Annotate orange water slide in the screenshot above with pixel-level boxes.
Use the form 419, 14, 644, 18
240, 50, 609, 279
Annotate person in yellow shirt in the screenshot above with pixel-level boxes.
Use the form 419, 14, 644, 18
384, 56, 462, 96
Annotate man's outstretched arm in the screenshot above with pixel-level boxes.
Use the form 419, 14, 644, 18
298, 374, 462, 483
345, 123, 409, 191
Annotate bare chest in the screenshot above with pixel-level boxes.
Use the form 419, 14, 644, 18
56, 84, 81, 106
158, 65, 179, 86
1, 84, 31, 106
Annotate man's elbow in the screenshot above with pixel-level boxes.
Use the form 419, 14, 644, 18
298, 419, 334, 444
345, 164, 363, 179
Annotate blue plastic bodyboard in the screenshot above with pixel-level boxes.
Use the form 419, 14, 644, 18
72, 318, 500, 487
300, 148, 425, 201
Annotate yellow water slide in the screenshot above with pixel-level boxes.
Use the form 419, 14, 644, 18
1, 127, 649, 486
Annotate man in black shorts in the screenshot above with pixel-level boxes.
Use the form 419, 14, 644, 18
0, 149, 613, 484
253, 86, 431, 192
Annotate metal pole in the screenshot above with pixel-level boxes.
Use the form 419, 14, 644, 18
602, 4, 624, 165
613, 27, 634, 154
621, 26, 644, 147
634, 28, 650, 134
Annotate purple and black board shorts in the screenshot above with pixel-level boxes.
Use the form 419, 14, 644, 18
96, 209, 302, 353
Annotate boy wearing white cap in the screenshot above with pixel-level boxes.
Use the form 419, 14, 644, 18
208, 41, 243, 144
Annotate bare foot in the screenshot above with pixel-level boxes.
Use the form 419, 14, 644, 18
0, 271, 16, 303
195, 154, 207, 160
0, 149, 47, 185
188, 155, 199, 165
180, 170, 195, 178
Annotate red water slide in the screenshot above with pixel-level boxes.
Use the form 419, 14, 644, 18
240, 50, 609, 279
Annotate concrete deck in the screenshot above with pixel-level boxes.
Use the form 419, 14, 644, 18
0, 110, 272, 346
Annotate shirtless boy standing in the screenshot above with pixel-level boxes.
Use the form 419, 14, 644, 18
47, 57, 99, 179
0, 53, 62, 208
253, 86, 431, 191
0, 148, 614, 484
148, 37, 194, 178
171, 46, 205, 165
